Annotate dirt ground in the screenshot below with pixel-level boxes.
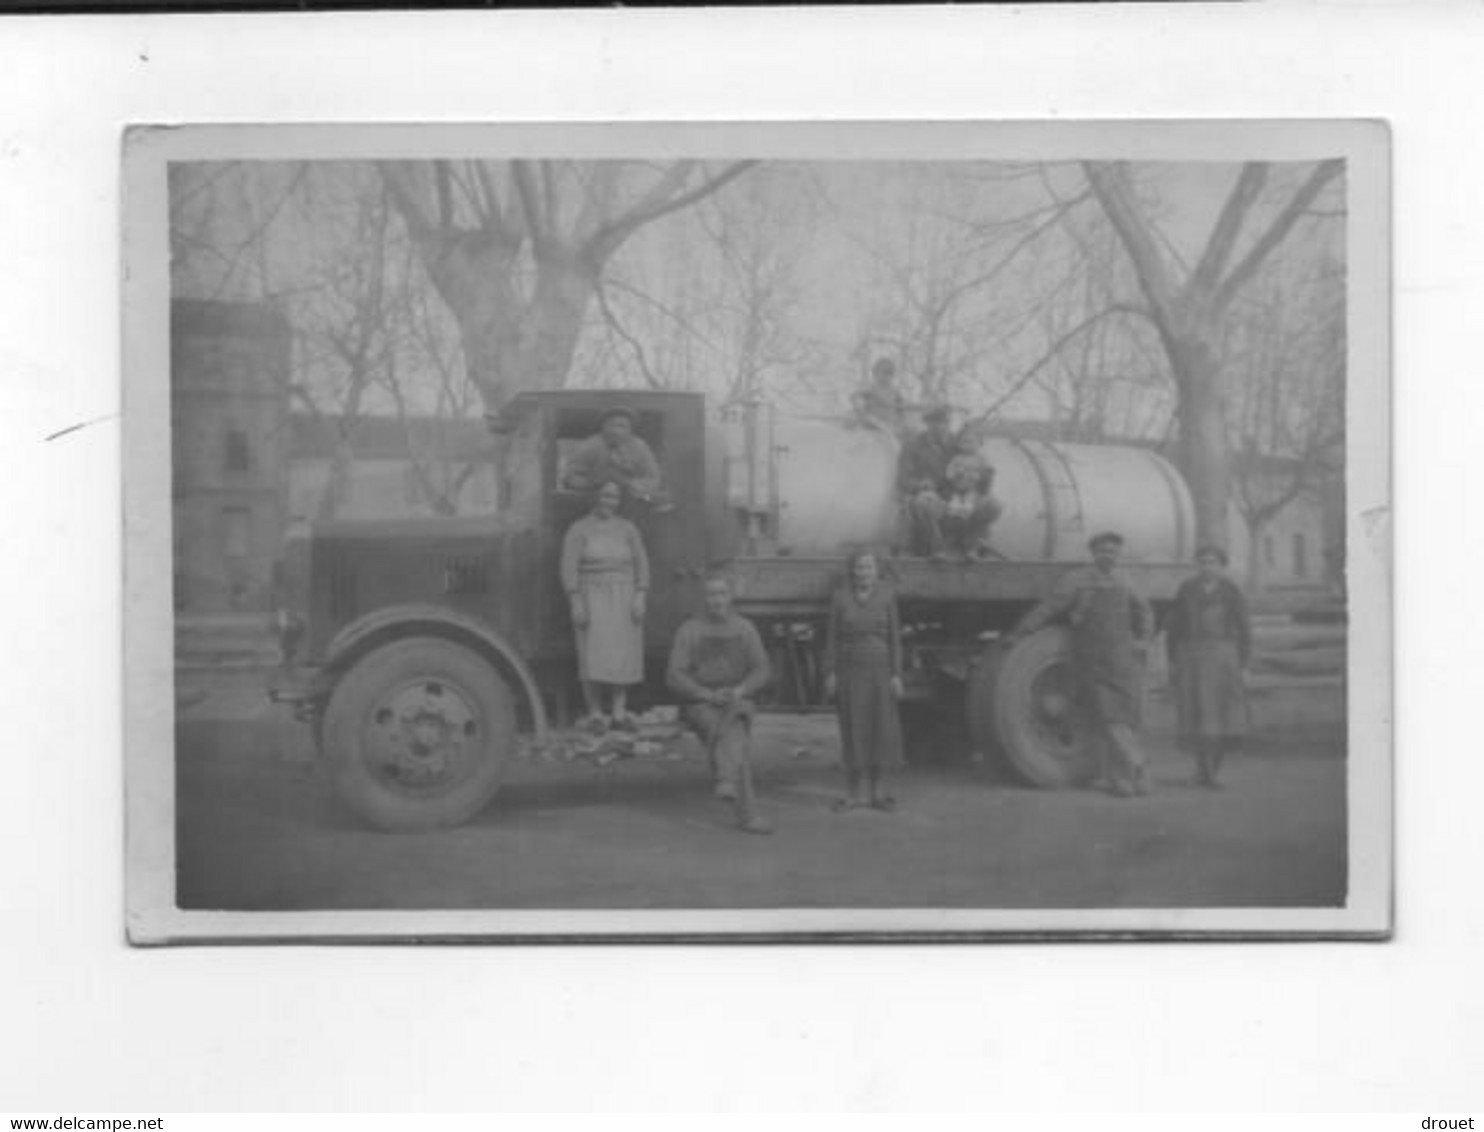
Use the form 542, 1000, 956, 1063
174, 670, 1347, 912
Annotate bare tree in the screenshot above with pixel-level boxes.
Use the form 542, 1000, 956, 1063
379, 247, 489, 516
376, 160, 756, 413
1082, 160, 1344, 546
288, 176, 400, 521
1225, 253, 1345, 587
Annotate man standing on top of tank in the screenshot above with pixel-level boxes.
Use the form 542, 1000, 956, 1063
1008, 531, 1156, 797
562, 406, 672, 511
898, 405, 1000, 559
666, 569, 774, 835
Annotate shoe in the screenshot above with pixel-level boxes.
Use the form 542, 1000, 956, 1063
613, 714, 639, 733
713, 781, 738, 802
870, 795, 898, 813
1110, 779, 1135, 798
738, 815, 774, 835
831, 797, 867, 813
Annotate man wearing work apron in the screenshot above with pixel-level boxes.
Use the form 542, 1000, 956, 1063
1009, 531, 1156, 797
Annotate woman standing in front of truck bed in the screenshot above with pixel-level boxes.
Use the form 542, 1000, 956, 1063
561, 480, 650, 732
824, 549, 906, 812
1166, 544, 1253, 789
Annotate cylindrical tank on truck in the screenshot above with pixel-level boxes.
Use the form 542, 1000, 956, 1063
712, 403, 1193, 563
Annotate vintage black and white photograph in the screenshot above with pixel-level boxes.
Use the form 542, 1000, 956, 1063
124, 121, 1389, 941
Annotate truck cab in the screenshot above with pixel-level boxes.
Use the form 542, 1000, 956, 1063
275, 390, 731, 830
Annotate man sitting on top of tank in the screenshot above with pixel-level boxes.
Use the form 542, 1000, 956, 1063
898, 405, 1001, 560
561, 406, 672, 512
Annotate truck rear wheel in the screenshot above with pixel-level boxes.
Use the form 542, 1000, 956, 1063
967, 627, 1100, 788
321, 636, 515, 832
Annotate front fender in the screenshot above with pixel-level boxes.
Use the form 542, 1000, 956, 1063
324, 603, 548, 741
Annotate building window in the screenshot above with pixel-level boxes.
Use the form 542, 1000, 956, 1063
222, 507, 252, 559
1292, 531, 1309, 579
224, 429, 252, 473
1262, 534, 1275, 569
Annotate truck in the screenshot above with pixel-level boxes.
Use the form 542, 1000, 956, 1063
272, 388, 1197, 832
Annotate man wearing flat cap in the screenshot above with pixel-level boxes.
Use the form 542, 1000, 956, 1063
562, 406, 669, 510
1009, 530, 1156, 797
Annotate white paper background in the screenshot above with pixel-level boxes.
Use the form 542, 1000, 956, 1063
0, 2, 1469, 1112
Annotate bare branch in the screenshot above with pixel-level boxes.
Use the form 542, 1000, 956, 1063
207, 165, 309, 300
927, 189, 1093, 318
595, 281, 665, 389
1190, 163, 1270, 298
471, 160, 507, 231
587, 160, 758, 260
971, 306, 1150, 425
378, 162, 437, 241
511, 160, 545, 242
1082, 161, 1181, 315
1214, 159, 1344, 311
434, 162, 454, 231
541, 162, 559, 233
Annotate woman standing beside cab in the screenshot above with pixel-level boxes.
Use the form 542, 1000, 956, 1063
1166, 545, 1253, 789
560, 480, 650, 732
823, 549, 905, 812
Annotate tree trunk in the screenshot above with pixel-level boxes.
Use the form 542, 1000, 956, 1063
527, 248, 600, 390
1167, 329, 1231, 550
1244, 512, 1267, 594
421, 241, 599, 409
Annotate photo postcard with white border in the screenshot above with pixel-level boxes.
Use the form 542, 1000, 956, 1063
124, 119, 1389, 943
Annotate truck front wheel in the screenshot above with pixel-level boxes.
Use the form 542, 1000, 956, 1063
967, 627, 1100, 788
321, 636, 515, 832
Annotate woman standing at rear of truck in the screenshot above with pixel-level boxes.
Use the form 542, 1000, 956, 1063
561, 480, 650, 732
824, 549, 905, 812
1166, 544, 1253, 789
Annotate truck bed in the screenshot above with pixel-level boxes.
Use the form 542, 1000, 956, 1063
730, 555, 1190, 614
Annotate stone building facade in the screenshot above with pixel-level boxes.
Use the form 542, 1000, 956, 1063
171, 299, 291, 615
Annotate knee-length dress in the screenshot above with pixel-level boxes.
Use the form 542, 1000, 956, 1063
826, 584, 904, 772
560, 513, 650, 686
1167, 575, 1252, 743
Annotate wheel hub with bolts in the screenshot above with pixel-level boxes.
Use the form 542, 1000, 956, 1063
969, 627, 1099, 788
1030, 666, 1080, 748
368, 681, 478, 788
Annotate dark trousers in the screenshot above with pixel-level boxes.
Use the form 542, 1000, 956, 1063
683, 700, 758, 818
905, 490, 1001, 555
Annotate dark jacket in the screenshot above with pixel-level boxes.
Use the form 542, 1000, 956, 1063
897, 430, 956, 496
1166, 576, 1253, 668
665, 613, 771, 701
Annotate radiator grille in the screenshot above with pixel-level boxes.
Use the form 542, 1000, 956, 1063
442, 555, 489, 597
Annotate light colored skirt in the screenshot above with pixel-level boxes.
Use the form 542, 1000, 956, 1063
576, 573, 643, 686
1173, 639, 1248, 743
